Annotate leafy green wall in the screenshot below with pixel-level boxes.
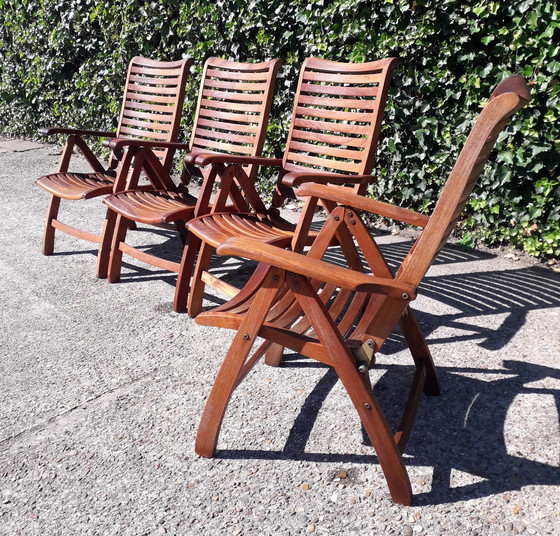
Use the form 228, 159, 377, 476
1, 0, 558, 257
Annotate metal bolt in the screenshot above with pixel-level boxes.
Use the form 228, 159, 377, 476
334, 215, 340, 221
243, 333, 250, 340
293, 281, 299, 288
364, 403, 372, 410
272, 275, 279, 282
347, 211, 353, 217
289, 272, 295, 278
350, 219, 356, 225
358, 362, 368, 374
366, 340, 374, 349
402, 292, 409, 300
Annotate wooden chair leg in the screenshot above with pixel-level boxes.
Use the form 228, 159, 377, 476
195, 267, 284, 457
337, 363, 413, 505
394, 363, 427, 453
291, 275, 412, 505
107, 214, 130, 283
399, 308, 440, 396
187, 240, 214, 318
96, 208, 119, 279
42, 194, 61, 255
174, 234, 201, 313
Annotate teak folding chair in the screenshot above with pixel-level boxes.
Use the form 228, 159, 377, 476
189, 76, 531, 504
182, 57, 398, 316
36, 56, 192, 273
99, 58, 282, 285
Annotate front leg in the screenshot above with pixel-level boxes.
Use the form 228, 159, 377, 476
195, 267, 285, 457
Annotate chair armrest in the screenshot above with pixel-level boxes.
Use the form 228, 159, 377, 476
187, 153, 283, 167
103, 137, 192, 152
40, 127, 116, 138
296, 183, 431, 228
217, 237, 416, 300
282, 171, 374, 188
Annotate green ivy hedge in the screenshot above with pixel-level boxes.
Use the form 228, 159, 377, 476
1, 0, 558, 257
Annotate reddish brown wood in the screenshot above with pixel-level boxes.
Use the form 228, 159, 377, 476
100, 57, 282, 282
185, 56, 399, 316
192, 76, 531, 504
36, 56, 192, 261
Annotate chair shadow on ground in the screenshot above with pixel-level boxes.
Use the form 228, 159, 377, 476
216, 359, 560, 506
207, 241, 560, 505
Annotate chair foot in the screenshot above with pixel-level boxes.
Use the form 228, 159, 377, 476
264, 343, 284, 367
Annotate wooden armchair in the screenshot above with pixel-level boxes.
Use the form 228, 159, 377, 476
100, 58, 282, 283
36, 56, 192, 274
182, 56, 399, 316
190, 75, 531, 504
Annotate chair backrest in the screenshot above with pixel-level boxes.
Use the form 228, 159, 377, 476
188, 57, 283, 181
276, 57, 398, 205
397, 75, 531, 287
114, 56, 193, 172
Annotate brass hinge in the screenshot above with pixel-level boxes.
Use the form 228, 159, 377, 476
352, 339, 376, 373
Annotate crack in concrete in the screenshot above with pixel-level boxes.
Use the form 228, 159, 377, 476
0, 366, 172, 453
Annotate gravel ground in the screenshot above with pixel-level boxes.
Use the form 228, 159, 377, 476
0, 138, 559, 535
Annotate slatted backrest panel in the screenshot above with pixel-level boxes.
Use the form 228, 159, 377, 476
397, 76, 531, 287
189, 57, 282, 181
283, 57, 398, 190
115, 56, 192, 172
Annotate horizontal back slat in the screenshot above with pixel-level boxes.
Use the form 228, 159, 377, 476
286, 150, 362, 173
204, 79, 269, 92
302, 71, 382, 84
300, 82, 378, 97
119, 126, 172, 140
194, 127, 256, 146
196, 117, 259, 135
205, 68, 271, 81
129, 65, 185, 77
288, 140, 364, 161
197, 108, 261, 124
120, 117, 173, 131
124, 91, 179, 104
199, 98, 264, 113
293, 117, 371, 136
122, 109, 175, 123
291, 128, 369, 149
128, 73, 182, 84
203, 88, 270, 103
298, 94, 378, 110
127, 83, 182, 96
193, 137, 255, 155
295, 105, 374, 123
120, 99, 181, 114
